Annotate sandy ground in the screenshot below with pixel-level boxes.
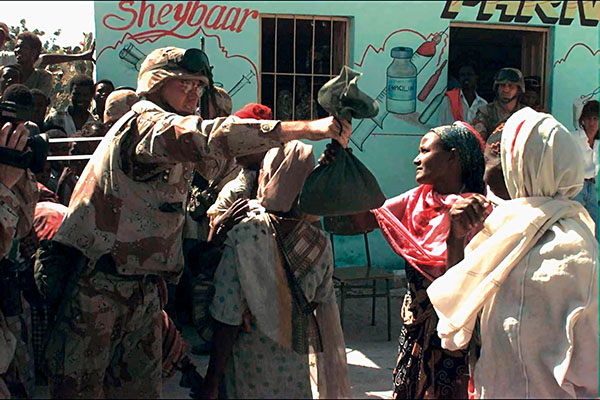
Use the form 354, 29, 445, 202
34, 274, 407, 399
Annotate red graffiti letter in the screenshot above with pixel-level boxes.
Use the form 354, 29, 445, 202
157, 3, 173, 26
103, 1, 137, 31
205, 5, 227, 30
235, 8, 259, 33
188, 1, 209, 27
138, 1, 157, 28
169, 2, 194, 33
220, 7, 241, 31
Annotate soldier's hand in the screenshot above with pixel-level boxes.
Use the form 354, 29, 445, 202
307, 116, 351, 148
0, 122, 29, 189
448, 194, 491, 241
317, 142, 353, 166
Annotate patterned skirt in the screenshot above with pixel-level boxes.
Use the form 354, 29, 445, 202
392, 266, 469, 399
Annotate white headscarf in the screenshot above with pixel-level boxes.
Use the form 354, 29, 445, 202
426, 107, 596, 350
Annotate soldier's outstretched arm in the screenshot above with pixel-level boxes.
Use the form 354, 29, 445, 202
134, 113, 351, 165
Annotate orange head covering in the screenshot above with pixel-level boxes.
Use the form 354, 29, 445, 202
233, 103, 273, 120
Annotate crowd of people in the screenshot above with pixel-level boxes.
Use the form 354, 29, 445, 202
0, 24, 597, 400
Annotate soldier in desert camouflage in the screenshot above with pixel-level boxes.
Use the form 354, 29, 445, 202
471, 67, 526, 141
43, 46, 351, 398
0, 119, 39, 398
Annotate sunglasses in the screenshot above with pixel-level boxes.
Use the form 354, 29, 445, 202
175, 79, 206, 96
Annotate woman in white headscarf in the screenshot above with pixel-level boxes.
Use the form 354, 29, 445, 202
427, 107, 598, 398
201, 140, 351, 399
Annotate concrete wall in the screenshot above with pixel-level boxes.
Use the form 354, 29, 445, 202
95, 1, 600, 269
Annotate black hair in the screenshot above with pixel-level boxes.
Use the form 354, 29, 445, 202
95, 79, 115, 89
2, 64, 21, 73
579, 100, 599, 129
79, 121, 106, 137
30, 88, 49, 104
16, 32, 42, 57
435, 124, 486, 195
68, 74, 95, 92
457, 62, 477, 74
2, 83, 33, 108
524, 76, 541, 93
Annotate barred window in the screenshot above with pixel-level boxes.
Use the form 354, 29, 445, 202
260, 15, 350, 120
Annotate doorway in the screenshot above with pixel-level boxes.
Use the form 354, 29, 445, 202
447, 23, 550, 110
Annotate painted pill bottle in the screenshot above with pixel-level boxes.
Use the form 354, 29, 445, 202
386, 47, 417, 114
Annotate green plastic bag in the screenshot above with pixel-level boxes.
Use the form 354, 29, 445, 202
317, 66, 379, 120
299, 66, 386, 217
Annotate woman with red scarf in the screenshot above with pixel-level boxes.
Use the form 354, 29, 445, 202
323, 121, 486, 398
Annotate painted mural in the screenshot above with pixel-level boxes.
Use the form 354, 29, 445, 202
96, 1, 262, 104
349, 28, 449, 150
94, 1, 600, 269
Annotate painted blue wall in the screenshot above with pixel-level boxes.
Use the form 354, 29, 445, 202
95, 1, 600, 269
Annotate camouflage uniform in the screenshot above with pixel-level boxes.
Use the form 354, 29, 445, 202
45, 47, 287, 398
471, 100, 526, 141
0, 171, 38, 398
0, 172, 38, 258
45, 267, 162, 398
471, 68, 527, 141
179, 84, 237, 328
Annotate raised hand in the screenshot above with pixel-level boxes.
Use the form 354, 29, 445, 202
448, 194, 491, 241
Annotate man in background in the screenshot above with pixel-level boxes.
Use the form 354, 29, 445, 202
439, 63, 487, 125
45, 74, 98, 136
471, 67, 526, 140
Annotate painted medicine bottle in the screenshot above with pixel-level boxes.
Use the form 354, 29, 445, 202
386, 47, 417, 114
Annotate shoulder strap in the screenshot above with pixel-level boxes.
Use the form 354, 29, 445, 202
267, 214, 323, 354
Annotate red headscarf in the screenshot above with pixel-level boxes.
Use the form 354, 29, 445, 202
233, 103, 273, 120
372, 124, 489, 281
372, 185, 482, 281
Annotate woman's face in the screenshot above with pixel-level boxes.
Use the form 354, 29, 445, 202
582, 115, 599, 138
483, 147, 510, 200
413, 132, 456, 187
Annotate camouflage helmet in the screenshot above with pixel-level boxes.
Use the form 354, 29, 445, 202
137, 47, 212, 96
493, 68, 525, 94
209, 86, 233, 117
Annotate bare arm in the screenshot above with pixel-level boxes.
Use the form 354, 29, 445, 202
446, 234, 466, 269
201, 321, 242, 399
350, 210, 379, 232
0, 183, 20, 259
37, 42, 95, 68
